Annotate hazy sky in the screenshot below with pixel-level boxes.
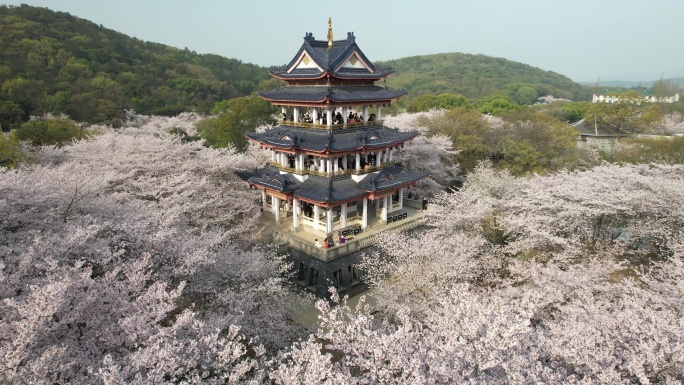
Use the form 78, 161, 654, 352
4, 0, 683, 82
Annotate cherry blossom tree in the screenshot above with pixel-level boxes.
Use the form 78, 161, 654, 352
296, 161, 684, 384
0, 112, 307, 383
385, 110, 461, 196
4, 110, 683, 384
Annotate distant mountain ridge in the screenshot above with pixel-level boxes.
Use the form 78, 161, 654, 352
377, 53, 589, 105
2, 4, 593, 128
579, 77, 684, 90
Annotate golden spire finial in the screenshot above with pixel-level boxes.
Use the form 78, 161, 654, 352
327, 17, 333, 49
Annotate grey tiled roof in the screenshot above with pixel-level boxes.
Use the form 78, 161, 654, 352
246, 165, 429, 204
248, 166, 302, 193
267, 33, 394, 80
357, 165, 431, 193
258, 86, 406, 103
245, 125, 419, 153
295, 175, 366, 204
573, 121, 619, 137
335, 67, 394, 79
249, 165, 430, 204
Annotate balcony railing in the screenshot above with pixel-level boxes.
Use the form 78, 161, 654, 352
273, 214, 426, 262
278, 120, 384, 130
267, 161, 396, 176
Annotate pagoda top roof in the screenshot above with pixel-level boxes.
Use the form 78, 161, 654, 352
267, 31, 394, 80
245, 124, 419, 153
258, 85, 406, 105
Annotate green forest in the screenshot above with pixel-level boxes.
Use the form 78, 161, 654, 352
378, 53, 589, 108
0, 4, 273, 128
0, 5, 599, 130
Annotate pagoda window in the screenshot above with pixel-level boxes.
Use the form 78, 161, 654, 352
309, 268, 319, 286
297, 263, 307, 282
332, 270, 340, 288
348, 265, 358, 282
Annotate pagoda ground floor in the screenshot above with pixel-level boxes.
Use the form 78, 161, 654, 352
259, 198, 428, 298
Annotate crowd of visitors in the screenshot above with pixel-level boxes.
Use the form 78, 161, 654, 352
280, 110, 377, 125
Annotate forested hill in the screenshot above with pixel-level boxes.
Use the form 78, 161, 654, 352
378, 53, 589, 105
0, 4, 271, 127
0, 5, 590, 129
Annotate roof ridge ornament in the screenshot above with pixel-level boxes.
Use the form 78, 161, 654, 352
347, 32, 355, 43
327, 17, 333, 49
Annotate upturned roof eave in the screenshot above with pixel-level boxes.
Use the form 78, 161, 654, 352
295, 193, 367, 208
362, 173, 431, 194
269, 70, 328, 81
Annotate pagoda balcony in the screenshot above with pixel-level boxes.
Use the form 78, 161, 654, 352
271, 210, 428, 262
278, 119, 384, 130
268, 160, 396, 176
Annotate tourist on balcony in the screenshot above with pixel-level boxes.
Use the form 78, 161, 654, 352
325, 233, 335, 248
314, 239, 322, 248
338, 232, 346, 244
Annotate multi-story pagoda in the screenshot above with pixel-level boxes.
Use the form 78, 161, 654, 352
246, 19, 429, 298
